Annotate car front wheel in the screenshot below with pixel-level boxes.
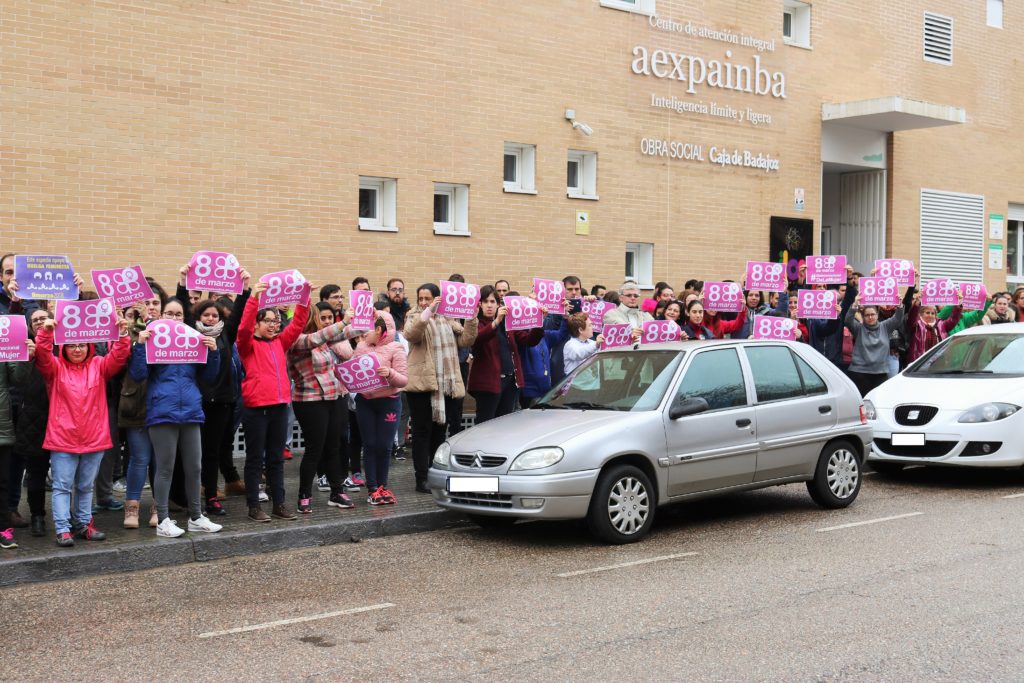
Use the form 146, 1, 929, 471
587, 464, 655, 544
807, 440, 861, 509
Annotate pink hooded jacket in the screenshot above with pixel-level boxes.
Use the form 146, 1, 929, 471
353, 310, 408, 400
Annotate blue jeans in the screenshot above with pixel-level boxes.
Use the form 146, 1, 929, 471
125, 427, 154, 501
355, 395, 401, 491
50, 451, 104, 534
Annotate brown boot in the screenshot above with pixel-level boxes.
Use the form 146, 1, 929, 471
123, 500, 140, 529
10, 511, 29, 529
149, 504, 158, 528
225, 480, 246, 496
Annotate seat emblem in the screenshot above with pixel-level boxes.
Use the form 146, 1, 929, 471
908, 410, 920, 420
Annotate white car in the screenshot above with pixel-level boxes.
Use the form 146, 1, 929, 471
865, 323, 1024, 472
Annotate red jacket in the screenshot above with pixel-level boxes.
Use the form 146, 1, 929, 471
34, 327, 130, 454
704, 307, 747, 339
468, 318, 543, 393
236, 297, 310, 408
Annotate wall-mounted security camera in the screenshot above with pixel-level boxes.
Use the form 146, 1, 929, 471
571, 121, 594, 136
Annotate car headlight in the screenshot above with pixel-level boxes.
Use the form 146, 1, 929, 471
863, 399, 876, 421
433, 442, 452, 469
957, 403, 1021, 423
509, 447, 564, 471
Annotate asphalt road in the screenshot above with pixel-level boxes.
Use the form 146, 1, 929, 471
4, 466, 1024, 682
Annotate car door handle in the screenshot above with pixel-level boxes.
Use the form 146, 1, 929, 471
736, 418, 752, 428
818, 405, 832, 414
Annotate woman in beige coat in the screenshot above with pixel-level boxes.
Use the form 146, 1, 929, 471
402, 283, 478, 492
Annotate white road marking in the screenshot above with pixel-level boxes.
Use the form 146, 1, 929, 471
1002, 492, 1024, 499
197, 603, 395, 638
556, 552, 698, 578
817, 512, 923, 533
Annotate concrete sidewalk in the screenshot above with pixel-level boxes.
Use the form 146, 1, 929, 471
0, 453, 467, 587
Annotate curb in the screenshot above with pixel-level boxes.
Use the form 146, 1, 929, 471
0, 509, 469, 587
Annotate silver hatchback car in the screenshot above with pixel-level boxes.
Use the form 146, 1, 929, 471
429, 339, 872, 543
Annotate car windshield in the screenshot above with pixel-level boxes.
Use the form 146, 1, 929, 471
906, 333, 1024, 377
535, 350, 683, 411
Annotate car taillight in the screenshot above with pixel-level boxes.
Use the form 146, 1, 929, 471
859, 405, 867, 425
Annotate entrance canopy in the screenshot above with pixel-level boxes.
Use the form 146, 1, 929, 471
821, 96, 966, 131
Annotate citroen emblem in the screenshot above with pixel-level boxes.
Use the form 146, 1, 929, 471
472, 452, 484, 468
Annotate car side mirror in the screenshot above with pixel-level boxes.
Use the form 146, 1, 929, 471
669, 396, 709, 420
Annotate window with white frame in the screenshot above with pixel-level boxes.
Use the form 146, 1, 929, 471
433, 183, 470, 236
625, 242, 654, 289
358, 176, 398, 231
987, 0, 1003, 28
783, 0, 811, 48
503, 142, 536, 193
599, 0, 656, 16
567, 150, 598, 200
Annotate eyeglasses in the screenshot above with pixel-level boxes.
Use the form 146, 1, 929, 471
389, 287, 404, 294
328, 294, 344, 300
66, 343, 88, 350
162, 312, 184, 319
31, 317, 49, 324
621, 293, 640, 298
260, 318, 281, 325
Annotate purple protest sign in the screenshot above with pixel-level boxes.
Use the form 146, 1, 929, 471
806, 255, 847, 285
334, 354, 389, 394
259, 269, 310, 308
641, 320, 681, 344
54, 298, 119, 345
797, 289, 838, 319
751, 315, 797, 341
581, 299, 615, 333
920, 278, 958, 307
91, 266, 154, 308
14, 255, 78, 301
874, 258, 916, 287
145, 319, 208, 364
859, 276, 900, 306
503, 296, 544, 331
349, 290, 375, 331
703, 281, 744, 313
0, 315, 29, 361
745, 261, 788, 293
187, 251, 244, 294
602, 323, 634, 349
959, 282, 988, 311
533, 278, 565, 315
437, 280, 481, 320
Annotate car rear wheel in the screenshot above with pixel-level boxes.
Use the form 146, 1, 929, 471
587, 464, 655, 544
807, 440, 861, 509
868, 461, 905, 476
465, 514, 517, 530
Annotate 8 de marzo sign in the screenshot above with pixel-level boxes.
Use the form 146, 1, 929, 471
640, 138, 780, 173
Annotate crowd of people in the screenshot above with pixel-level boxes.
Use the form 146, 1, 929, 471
0, 250, 1022, 551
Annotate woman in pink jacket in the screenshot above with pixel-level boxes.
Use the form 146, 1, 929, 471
351, 311, 407, 506
34, 314, 130, 547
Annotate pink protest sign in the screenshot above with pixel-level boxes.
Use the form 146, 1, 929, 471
859, 276, 900, 306
145, 319, 208, 364
920, 278, 958, 307
259, 270, 310, 308
581, 299, 615, 333
745, 261, 788, 293
602, 323, 634, 349
874, 258, 916, 287
503, 296, 544, 331
335, 354, 389, 394
349, 290, 376, 331
437, 280, 481, 320
91, 266, 154, 308
703, 281, 744, 313
533, 278, 565, 315
54, 299, 119, 345
797, 289, 838, 319
751, 315, 797, 341
187, 251, 244, 294
958, 282, 988, 311
806, 255, 847, 285
641, 320, 681, 344
0, 315, 29, 361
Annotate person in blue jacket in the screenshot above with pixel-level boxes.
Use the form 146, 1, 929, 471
129, 298, 221, 538
519, 303, 570, 408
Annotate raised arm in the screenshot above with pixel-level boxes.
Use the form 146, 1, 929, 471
236, 296, 258, 358
223, 288, 251, 344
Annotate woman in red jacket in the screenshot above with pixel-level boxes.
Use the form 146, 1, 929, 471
468, 285, 543, 423
236, 279, 310, 523
34, 314, 131, 547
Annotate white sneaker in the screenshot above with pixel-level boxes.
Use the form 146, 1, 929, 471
156, 518, 185, 538
258, 490, 269, 502
316, 474, 331, 492
188, 515, 223, 533
112, 478, 127, 493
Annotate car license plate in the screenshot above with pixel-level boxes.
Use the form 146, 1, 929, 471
447, 476, 499, 493
891, 433, 925, 446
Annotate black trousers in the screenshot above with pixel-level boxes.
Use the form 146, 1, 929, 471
25, 451, 51, 517
407, 391, 457, 484
200, 401, 241, 499
446, 361, 471, 437
0, 445, 10, 528
346, 407, 362, 475
293, 399, 346, 498
471, 375, 520, 424
847, 370, 888, 397
243, 404, 289, 508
